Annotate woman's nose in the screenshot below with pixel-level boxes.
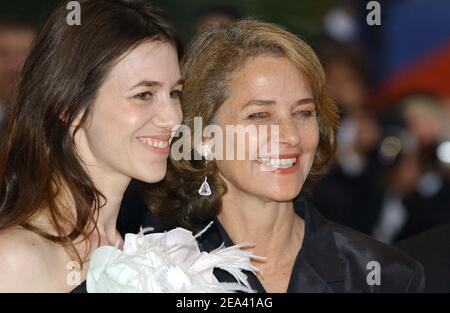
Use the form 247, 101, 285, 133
278, 118, 301, 146
153, 97, 182, 131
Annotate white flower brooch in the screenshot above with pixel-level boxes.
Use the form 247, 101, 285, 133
86, 222, 263, 293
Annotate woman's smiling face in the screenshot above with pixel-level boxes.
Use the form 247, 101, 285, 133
75, 41, 183, 183
213, 55, 319, 202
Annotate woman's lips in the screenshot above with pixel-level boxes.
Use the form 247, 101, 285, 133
137, 135, 171, 155
257, 154, 300, 174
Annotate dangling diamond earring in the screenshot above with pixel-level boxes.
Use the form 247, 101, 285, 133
198, 146, 212, 197
198, 177, 211, 197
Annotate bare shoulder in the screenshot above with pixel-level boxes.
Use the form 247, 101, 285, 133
0, 227, 56, 292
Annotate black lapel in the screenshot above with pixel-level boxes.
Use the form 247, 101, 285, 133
287, 199, 346, 292
197, 218, 267, 292
196, 199, 350, 293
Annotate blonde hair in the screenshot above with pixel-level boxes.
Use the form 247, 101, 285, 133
146, 19, 340, 230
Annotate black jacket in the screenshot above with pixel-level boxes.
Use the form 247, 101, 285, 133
197, 199, 425, 292
395, 223, 450, 292
72, 199, 424, 293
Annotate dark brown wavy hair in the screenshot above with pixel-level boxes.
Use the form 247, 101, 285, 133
145, 20, 340, 232
0, 0, 180, 264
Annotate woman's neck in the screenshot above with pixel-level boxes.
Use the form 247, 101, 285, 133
38, 166, 130, 248
73, 128, 131, 245
218, 185, 304, 267
84, 164, 131, 246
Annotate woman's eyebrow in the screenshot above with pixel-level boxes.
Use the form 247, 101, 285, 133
129, 80, 162, 90
172, 78, 184, 88
242, 99, 276, 110
296, 97, 315, 105
130, 78, 184, 90
242, 97, 315, 109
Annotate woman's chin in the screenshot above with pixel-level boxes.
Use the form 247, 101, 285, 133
261, 187, 302, 203
134, 166, 167, 183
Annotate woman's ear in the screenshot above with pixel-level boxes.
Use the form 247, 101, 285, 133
60, 108, 91, 131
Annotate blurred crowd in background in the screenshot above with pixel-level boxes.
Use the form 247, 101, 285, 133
1, 0, 449, 244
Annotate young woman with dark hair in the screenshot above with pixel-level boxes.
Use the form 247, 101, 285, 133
0, 0, 183, 292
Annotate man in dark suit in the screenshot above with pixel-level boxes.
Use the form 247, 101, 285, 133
395, 223, 450, 292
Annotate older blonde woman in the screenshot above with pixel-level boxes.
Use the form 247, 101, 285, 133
147, 20, 424, 293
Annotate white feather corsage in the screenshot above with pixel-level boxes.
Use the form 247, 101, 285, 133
86, 222, 262, 293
